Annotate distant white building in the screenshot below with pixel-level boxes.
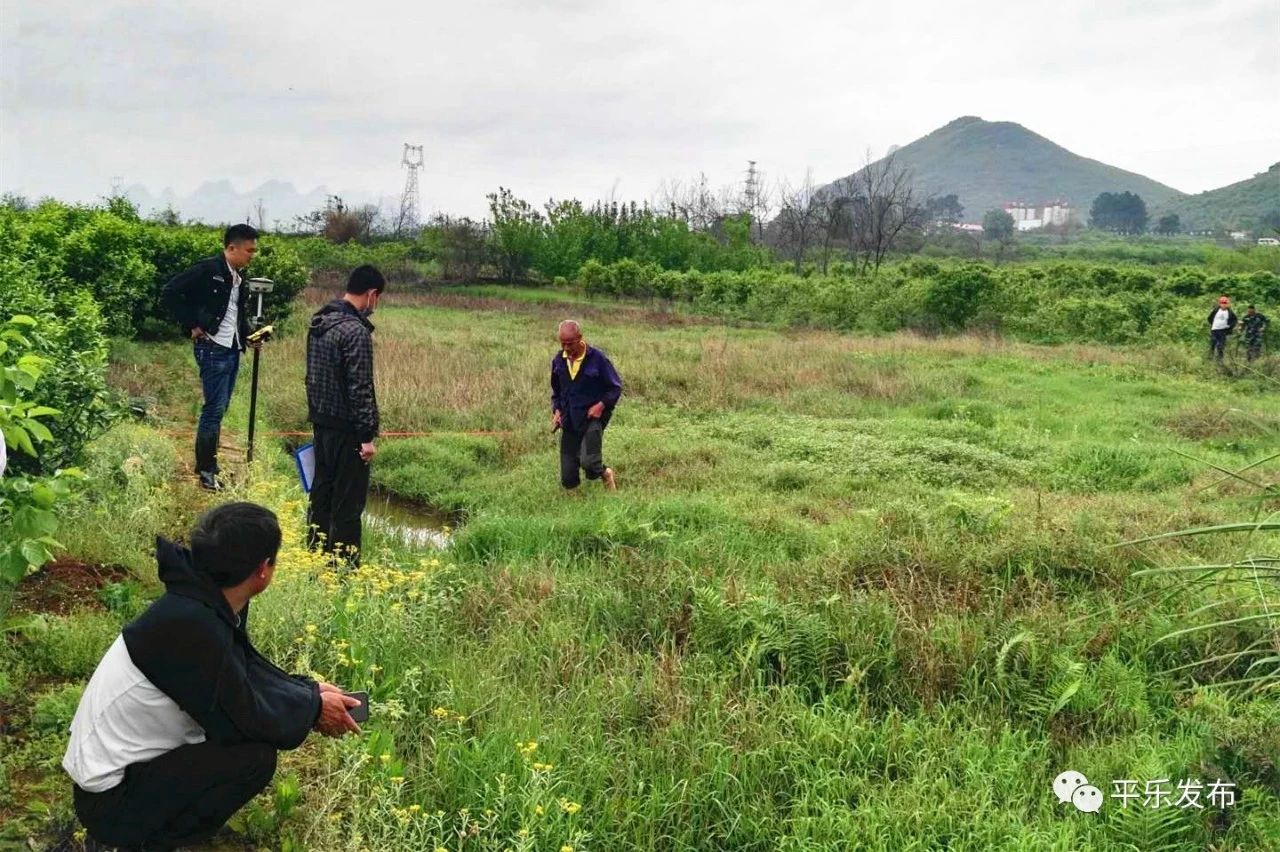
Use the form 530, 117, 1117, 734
1004, 200, 1072, 231
1229, 231, 1249, 241
1042, 201, 1071, 226
953, 222, 984, 233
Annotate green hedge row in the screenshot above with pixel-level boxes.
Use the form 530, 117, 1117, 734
0, 200, 309, 338
572, 258, 1280, 346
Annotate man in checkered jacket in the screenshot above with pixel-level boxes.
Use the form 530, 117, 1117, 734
305, 265, 385, 563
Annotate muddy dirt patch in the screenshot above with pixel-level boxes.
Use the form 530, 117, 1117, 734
11, 559, 132, 616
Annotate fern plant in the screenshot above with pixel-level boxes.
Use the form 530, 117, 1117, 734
1105, 798, 1200, 852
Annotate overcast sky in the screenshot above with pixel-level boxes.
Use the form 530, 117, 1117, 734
2, 0, 1277, 219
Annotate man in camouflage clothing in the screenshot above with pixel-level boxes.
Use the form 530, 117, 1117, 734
1241, 305, 1269, 362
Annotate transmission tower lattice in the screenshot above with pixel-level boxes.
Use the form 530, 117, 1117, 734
744, 161, 759, 218
397, 144, 424, 234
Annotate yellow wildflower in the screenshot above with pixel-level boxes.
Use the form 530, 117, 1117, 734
558, 798, 581, 815
379, 752, 392, 763
561, 846, 574, 852
408, 804, 422, 813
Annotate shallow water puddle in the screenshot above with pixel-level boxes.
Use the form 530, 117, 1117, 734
365, 489, 453, 550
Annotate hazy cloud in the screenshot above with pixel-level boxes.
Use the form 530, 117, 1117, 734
3, 0, 1276, 219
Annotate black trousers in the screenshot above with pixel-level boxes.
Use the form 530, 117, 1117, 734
560, 419, 605, 488
307, 426, 370, 561
1210, 328, 1230, 361
73, 740, 276, 851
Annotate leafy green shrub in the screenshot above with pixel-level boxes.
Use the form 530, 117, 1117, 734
578, 259, 611, 297
0, 314, 89, 586
31, 682, 85, 734
0, 201, 309, 339
59, 212, 157, 331
921, 264, 996, 330
564, 255, 1273, 351
610, 258, 646, 297
0, 263, 112, 470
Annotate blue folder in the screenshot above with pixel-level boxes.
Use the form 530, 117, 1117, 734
293, 442, 316, 493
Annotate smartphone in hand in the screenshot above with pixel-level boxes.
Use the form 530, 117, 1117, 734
345, 691, 369, 723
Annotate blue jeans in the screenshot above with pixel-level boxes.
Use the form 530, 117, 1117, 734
194, 338, 240, 439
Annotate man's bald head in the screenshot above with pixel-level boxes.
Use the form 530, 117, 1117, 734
558, 320, 585, 356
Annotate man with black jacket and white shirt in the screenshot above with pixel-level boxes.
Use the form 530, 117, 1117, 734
305, 265, 385, 563
1207, 295, 1238, 362
63, 503, 362, 851
161, 224, 261, 491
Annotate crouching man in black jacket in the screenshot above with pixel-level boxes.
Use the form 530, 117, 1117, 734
63, 503, 362, 851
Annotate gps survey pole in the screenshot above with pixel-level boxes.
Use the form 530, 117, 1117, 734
245, 278, 276, 464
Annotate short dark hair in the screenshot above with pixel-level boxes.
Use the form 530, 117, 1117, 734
347, 265, 387, 295
224, 223, 259, 247
1248, 304, 1256, 309
190, 502, 281, 588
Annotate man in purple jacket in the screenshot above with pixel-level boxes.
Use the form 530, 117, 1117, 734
551, 320, 622, 490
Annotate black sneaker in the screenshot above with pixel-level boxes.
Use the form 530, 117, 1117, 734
198, 471, 222, 491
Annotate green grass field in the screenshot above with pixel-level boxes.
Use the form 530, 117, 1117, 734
3, 286, 1279, 850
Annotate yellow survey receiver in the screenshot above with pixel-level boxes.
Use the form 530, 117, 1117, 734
247, 324, 275, 344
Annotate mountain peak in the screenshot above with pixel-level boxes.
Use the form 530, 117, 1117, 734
828, 117, 1184, 223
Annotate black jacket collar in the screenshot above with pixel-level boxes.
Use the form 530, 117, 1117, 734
154, 536, 242, 630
